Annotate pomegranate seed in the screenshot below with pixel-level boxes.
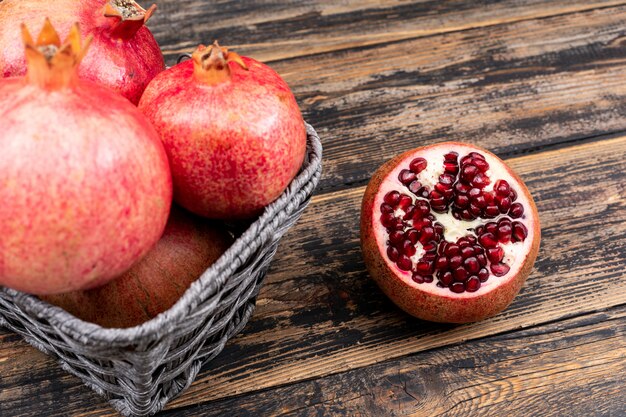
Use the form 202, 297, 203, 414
466, 276, 481, 292
444, 151, 458, 162
450, 282, 465, 293
468, 188, 481, 198
455, 184, 470, 196
467, 236, 477, 244
415, 218, 432, 229
490, 263, 510, 277
485, 205, 500, 217
497, 224, 512, 243
403, 205, 416, 220
455, 194, 469, 208
509, 203, 524, 218
440, 271, 454, 286
479, 233, 498, 248
445, 244, 460, 256
439, 174, 455, 185
449, 255, 463, 269
438, 241, 448, 254
419, 188, 430, 198
472, 243, 483, 253
380, 213, 396, 228
423, 252, 437, 261
384, 191, 401, 206
435, 256, 448, 270
461, 165, 478, 182
397, 255, 412, 271
478, 268, 489, 282
464, 257, 480, 273
477, 254, 487, 267
420, 226, 435, 243
484, 192, 495, 204
498, 217, 512, 225
473, 195, 487, 208
487, 247, 504, 263
389, 230, 404, 245
387, 246, 400, 262
509, 189, 518, 201
468, 204, 481, 215
441, 188, 454, 200
512, 222, 528, 242
437, 282, 445, 288
457, 238, 470, 248
495, 179, 510, 196
424, 275, 434, 283
434, 223, 444, 236
402, 240, 416, 256
416, 261, 433, 274
435, 182, 450, 195
454, 267, 469, 282
461, 246, 475, 258
406, 228, 419, 244
423, 242, 437, 252
380, 203, 394, 213
473, 158, 489, 172
485, 222, 497, 234
475, 226, 485, 235
468, 152, 485, 160
444, 162, 459, 174
399, 194, 412, 208
408, 180, 422, 194
399, 170, 416, 185
497, 196, 511, 212
472, 173, 489, 188
415, 201, 428, 215
412, 273, 425, 284
460, 210, 475, 220
409, 158, 427, 173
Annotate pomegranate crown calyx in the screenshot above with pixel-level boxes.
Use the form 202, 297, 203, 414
103, 0, 157, 39
22, 19, 93, 89
192, 41, 248, 85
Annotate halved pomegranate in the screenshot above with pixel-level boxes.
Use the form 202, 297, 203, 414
361, 142, 540, 323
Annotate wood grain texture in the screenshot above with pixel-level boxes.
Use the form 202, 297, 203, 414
2, 136, 624, 416
148, 0, 626, 63
161, 306, 626, 416
263, 5, 626, 192
1, 1, 626, 416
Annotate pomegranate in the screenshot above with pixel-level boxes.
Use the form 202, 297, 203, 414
361, 142, 540, 323
0, 0, 164, 104
0, 21, 172, 295
41, 206, 233, 328
138, 41, 307, 219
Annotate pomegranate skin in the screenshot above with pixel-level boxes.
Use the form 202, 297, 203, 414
0, 0, 164, 104
138, 52, 307, 219
0, 79, 172, 295
360, 142, 540, 323
41, 206, 233, 328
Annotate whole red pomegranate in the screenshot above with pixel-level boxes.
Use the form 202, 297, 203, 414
41, 206, 233, 328
0, 0, 164, 104
361, 142, 540, 323
139, 41, 307, 219
0, 21, 172, 295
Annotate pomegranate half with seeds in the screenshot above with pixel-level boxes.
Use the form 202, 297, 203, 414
361, 142, 540, 323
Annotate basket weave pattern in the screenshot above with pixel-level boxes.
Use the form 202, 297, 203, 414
0, 124, 323, 416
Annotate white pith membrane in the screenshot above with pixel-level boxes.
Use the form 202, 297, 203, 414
373, 145, 536, 298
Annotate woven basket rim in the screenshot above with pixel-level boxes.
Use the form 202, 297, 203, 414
3, 123, 322, 346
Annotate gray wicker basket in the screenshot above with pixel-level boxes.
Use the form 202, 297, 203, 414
0, 123, 322, 416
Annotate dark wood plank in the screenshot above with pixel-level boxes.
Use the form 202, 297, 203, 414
257, 5, 626, 192
161, 306, 626, 417
149, 0, 626, 64
2, 137, 624, 415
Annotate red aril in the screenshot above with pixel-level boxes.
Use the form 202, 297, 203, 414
361, 142, 540, 323
0, 0, 164, 104
41, 206, 233, 328
138, 41, 307, 219
0, 21, 172, 295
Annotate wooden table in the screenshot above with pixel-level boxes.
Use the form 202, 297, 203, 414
2, 1, 626, 415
